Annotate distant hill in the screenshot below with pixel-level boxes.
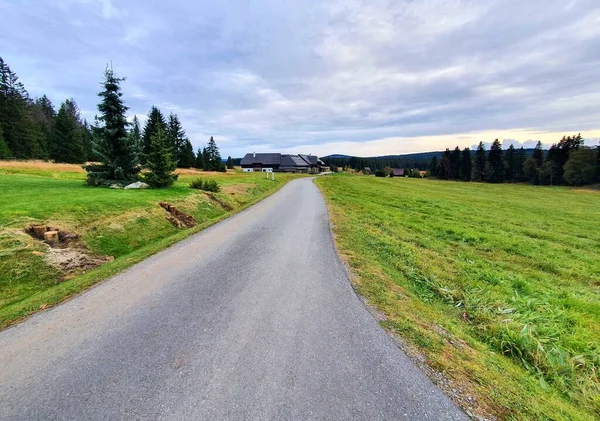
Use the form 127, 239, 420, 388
322, 149, 538, 170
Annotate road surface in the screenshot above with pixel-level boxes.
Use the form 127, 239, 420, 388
0, 178, 467, 420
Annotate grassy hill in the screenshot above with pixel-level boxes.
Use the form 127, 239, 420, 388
0, 161, 299, 328
315, 174, 600, 420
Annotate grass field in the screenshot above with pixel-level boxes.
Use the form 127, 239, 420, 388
0, 161, 300, 328
315, 175, 600, 420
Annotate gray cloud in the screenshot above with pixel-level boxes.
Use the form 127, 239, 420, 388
1, 0, 599, 157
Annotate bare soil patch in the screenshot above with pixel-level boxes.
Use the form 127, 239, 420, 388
159, 202, 197, 228
26, 225, 112, 273
206, 193, 234, 211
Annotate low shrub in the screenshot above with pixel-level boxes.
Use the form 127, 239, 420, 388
189, 178, 220, 192
374, 169, 386, 177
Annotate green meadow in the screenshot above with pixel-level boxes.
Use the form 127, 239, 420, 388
0, 162, 299, 328
315, 174, 600, 420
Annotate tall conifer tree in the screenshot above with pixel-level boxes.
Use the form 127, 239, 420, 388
141, 106, 166, 163
460, 147, 472, 181
85, 67, 138, 184
473, 142, 487, 181
143, 126, 178, 188
51, 99, 85, 163
487, 139, 504, 183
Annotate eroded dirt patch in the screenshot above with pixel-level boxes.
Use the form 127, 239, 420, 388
206, 193, 234, 211
26, 225, 112, 273
159, 202, 197, 228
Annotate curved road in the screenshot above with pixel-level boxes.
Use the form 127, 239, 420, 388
0, 178, 466, 420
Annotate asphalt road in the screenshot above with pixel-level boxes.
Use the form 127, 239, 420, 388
0, 178, 467, 420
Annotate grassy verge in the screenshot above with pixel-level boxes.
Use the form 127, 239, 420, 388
315, 174, 599, 420
0, 162, 300, 328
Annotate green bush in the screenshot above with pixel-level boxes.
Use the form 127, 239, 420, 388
189, 178, 220, 192
374, 169, 386, 177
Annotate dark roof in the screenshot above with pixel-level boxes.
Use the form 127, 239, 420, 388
281, 155, 309, 167
240, 153, 281, 166
392, 168, 405, 176
299, 154, 318, 165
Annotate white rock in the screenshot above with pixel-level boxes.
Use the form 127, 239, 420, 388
124, 181, 149, 190
109, 184, 122, 189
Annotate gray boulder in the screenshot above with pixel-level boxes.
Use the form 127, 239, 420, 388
124, 181, 149, 190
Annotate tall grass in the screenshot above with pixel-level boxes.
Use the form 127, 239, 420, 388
316, 174, 600, 420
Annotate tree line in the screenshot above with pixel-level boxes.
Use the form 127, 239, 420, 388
431, 137, 600, 186
0, 56, 236, 187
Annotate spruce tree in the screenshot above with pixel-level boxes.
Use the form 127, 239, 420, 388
85, 67, 138, 185
504, 144, 516, 182
129, 115, 142, 160
143, 127, 178, 188
167, 113, 186, 166
429, 156, 438, 176
473, 142, 487, 181
487, 139, 504, 183
450, 146, 461, 179
51, 99, 86, 163
178, 139, 195, 168
597, 142, 600, 181
195, 146, 204, 169
226, 156, 234, 169
532, 141, 544, 167
460, 148, 472, 181
204, 136, 224, 171
515, 147, 526, 181
31, 95, 56, 159
438, 149, 451, 179
81, 119, 94, 161
141, 106, 166, 163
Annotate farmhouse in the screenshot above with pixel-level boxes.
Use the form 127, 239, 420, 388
240, 153, 327, 173
392, 168, 405, 177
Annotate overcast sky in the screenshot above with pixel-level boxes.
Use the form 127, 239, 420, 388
1, 0, 599, 157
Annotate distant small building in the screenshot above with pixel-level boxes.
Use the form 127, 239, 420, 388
392, 168, 405, 177
240, 152, 326, 173
363, 167, 371, 174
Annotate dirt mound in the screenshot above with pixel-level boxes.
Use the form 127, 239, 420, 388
206, 193, 233, 211
26, 225, 112, 273
46, 248, 114, 271
159, 202, 197, 228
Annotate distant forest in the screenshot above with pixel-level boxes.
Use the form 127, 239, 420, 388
323, 137, 600, 186
0, 56, 235, 172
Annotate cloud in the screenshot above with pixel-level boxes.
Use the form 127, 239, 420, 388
1, 0, 599, 157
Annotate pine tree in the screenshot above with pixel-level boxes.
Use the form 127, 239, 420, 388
195, 146, 204, 169
0, 124, 10, 158
166, 113, 186, 166
31, 95, 56, 159
473, 142, 487, 181
532, 141, 544, 167
129, 115, 142, 160
450, 146, 461, 180
487, 139, 504, 183
438, 149, 451, 179
515, 147, 526, 181
143, 126, 178, 188
429, 156, 438, 176
204, 136, 224, 171
504, 144, 516, 182
81, 119, 94, 161
178, 139, 195, 168
85, 67, 139, 185
226, 156, 234, 169
460, 148, 472, 181
51, 99, 86, 163
141, 106, 166, 164
563, 148, 597, 186
597, 142, 600, 181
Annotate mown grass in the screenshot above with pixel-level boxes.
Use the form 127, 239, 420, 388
0, 162, 300, 328
315, 174, 600, 420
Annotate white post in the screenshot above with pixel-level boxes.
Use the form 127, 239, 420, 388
266, 171, 268, 179
272, 172, 275, 181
